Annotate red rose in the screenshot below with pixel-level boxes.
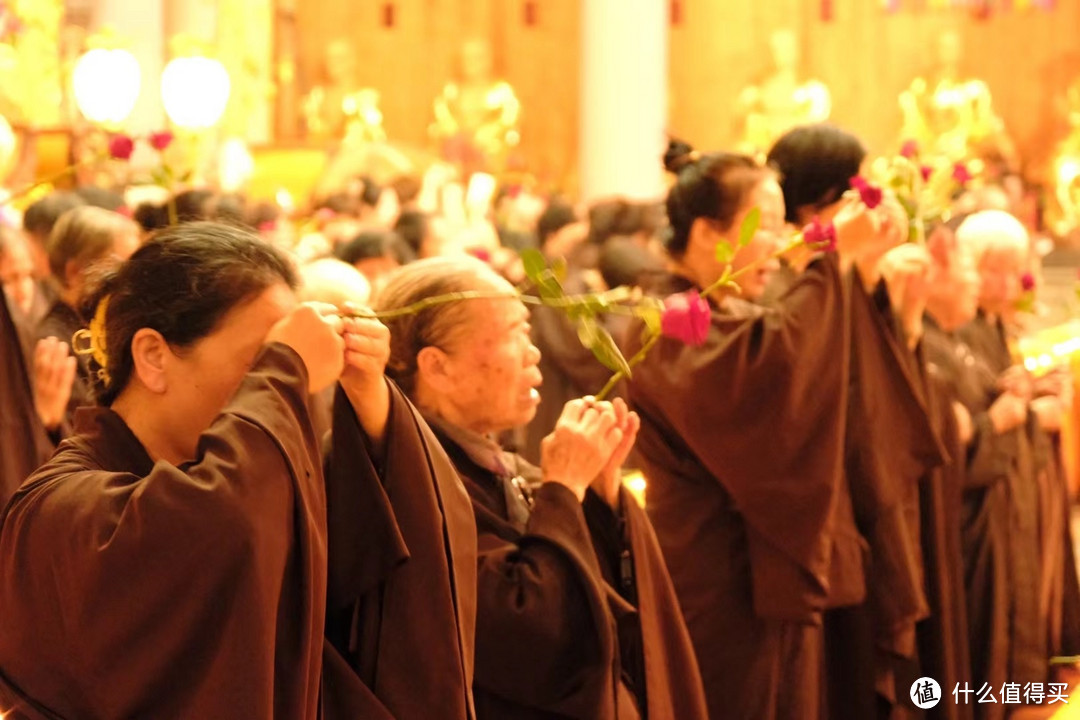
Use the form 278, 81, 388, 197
661, 290, 711, 347
850, 176, 883, 209
900, 140, 919, 159
802, 217, 837, 252
108, 134, 135, 161
148, 131, 174, 151
920, 165, 933, 182
1021, 272, 1036, 292
952, 163, 972, 185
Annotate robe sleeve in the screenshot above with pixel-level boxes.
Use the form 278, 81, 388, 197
474, 482, 629, 716
0, 343, 324, 719
965, 411, 1013, 488
628, 254, 849, 616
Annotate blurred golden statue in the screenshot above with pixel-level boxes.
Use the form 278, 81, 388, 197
1049, 79, 1080, 236
302, 40, 385, 143
429, 39, 520, 175
899, 30, 1016, 171
736, 30, 832, 157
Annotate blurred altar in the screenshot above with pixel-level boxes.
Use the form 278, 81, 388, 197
1, 0, 1079, 225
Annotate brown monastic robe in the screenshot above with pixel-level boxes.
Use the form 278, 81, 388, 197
424, 416, 708, 720
626, 255, 862, 719
826, 278, 945, 719
323, 383, 477, 720
918, 316, 975, 720
958, 313, 1051, 689
922, 317, 1033, 720
0, 344, 327, 719
0, 293, 51, 504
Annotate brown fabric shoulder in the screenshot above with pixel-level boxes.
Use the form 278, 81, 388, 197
0, 343, 326, 720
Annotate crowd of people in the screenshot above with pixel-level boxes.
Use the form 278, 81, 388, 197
0, 121, 1076, 720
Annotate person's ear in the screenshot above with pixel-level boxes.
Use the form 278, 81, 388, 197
129, 328, 170, 394
416, 345, 455, 394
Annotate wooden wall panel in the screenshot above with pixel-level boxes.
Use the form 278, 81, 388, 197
292, 1, 1080, 191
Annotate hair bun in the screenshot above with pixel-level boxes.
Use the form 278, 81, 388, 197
663, 138, 699, 175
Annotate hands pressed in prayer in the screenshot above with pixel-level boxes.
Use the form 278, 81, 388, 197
540, 397, 625, 502
880, 244, 932, 348
265, 302, 346, 394
1030, 395, 1065, 432
32, 337, 76, 431
997, 365, 1034, 403
591, 397, 641, 509
988, 390, 1029, 434
338, 306, 392, 448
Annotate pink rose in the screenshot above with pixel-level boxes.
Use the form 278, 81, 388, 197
148, 131, 174, 151
257, 221, 278, 233
952, 163, 972, 185
661, 290, 711, 347
467, 248, 492, 263
315, 208, 337, 224
108, 134, 135, 161
1021, 272, 1036, 292
920, 165, 933, 182
802, 217, 837, 253
900, 140, 919, 159
850, 176, 883, 209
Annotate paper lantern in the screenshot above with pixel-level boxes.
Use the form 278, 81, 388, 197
160, 56, 230, 130
72, 48, 142, 126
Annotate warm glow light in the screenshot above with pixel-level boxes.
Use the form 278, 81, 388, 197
72, 48, 142, 125
276, 188, 295, 214
160, 56, 230, 130
1060, 159, 1080, 185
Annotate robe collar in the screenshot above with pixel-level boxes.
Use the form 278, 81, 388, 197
72, 407, 155, 477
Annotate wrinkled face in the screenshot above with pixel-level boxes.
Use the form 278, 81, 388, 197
0, 236, 36, 316
977, 242, 1025, 316
164, 284, 296, 462
729, 178, 786, 302
434, 294, 542, 435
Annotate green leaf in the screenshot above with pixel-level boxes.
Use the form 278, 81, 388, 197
590, 325, 633, 377
715, 241, 735, 264
737, 206, 761, 248
551, 256, 568, 284
178, 169, 194, 183
534, 269, 565, 301
520, 248, 547, 284
150, 166, 169, 188
638, 305, 662, 337
576, 315, 600, 348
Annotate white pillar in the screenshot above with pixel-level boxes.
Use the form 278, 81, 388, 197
579, 0, 669, 203
94, 0, 167, 134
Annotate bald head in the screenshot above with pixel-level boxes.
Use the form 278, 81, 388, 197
298, 258, 371, 309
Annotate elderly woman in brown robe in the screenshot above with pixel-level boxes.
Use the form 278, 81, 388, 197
373, 255, 708, 719
0, 222, 398, 719
949, 211, 1080, 712
624, 142, 907, 719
